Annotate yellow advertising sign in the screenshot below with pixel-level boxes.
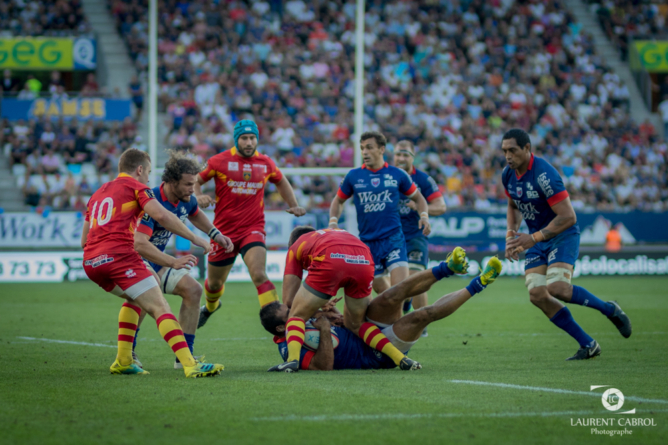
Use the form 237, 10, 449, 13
0, 38, 73, 70
632, 41, 668, 72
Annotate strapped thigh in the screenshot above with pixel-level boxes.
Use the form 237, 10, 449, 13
525, 273, 547, 290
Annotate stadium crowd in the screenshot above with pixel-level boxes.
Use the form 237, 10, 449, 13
0, 0, 91, 36
5, 0, 668, 212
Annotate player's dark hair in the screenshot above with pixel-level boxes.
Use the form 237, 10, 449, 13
502, 128, 531, 151
288, 225, 315, 248
360, 131, 387, 147
118, 148, 150, 173
259, 302, 285, 336
396, 140, 415, 153
162, 150, 201, 184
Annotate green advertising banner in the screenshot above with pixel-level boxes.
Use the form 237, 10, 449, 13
630, 40, 668, 73
0, 37, 96, 71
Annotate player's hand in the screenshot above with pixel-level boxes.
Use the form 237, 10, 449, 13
192, 236, 212, 254
196, 194, 214, 208
171, 254, 198, 270
328, 221, 339, 229
322, 297, 342, 312
286, 206, 306, 217
419, 216, 431, 236
505, 230, 534, 259
214, 233, 234, 253
311, 314, 331, 331
405, 200, 418, 211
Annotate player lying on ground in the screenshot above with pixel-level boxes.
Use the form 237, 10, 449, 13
260, 251, 502, 370
329, 131, 431, 303
81, 148, 224, 378
130, 151, 233, 369
194, 120, 306, 328
266, 226, 421, 372
501, 128, 632, 361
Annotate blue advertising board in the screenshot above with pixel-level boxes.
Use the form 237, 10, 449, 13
1, 98, 131, 121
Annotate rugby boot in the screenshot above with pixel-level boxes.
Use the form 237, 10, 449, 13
566, 340, 601, 361
399, 356, 422, 370
607, 301, 632, 338
184, 362, 224, 378
197, 303, 220, 329
446, 247, 469, 274
480, 256, 502, 286
267, 360, 299, 373
110, 359, 149, 375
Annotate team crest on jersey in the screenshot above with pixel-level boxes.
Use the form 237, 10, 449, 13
516, 186, 523, 197
371, 177, 380, 187
228, 162, 238, 171
243, 171, 251, 181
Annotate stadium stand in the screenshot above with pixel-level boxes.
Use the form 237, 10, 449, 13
0, 0, 91, 37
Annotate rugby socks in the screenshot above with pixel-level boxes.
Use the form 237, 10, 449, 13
204, 279, 224, 312
466, 276, 486, 297
257, 280, 279, 307
570, 286, 615, 316
359, 322, 405, 365
550, 307, 594, 348
175, 333, 196, 365
432, 262, 455, 280
156, 313, 196, 368
286, 317, 306, 362
132, 328, 140, 351
117, 302, 140, 366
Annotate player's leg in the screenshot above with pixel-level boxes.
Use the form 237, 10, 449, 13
372, 275, 391, 295
390, 257, 502, 343
406, 237, 430, 313
242, 243, 279, 307
199, 238, 240, 327
129, 265, 161, 367
267, 284, 327, 372
169, 271, 203, 368
545, 237, 631, 338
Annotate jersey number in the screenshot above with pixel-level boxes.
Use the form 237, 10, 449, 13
364, 202, 386, 213
90, 197, 114, 226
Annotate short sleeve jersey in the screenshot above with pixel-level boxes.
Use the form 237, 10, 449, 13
199, 147, 283, 238
284, 229, 369, 279
337, 163, 417, 242
136, 183, 199, 272
400, 167, 442, 241
84, 173, 156, 257
502, 155, 579, 235
275, 322, 396, 371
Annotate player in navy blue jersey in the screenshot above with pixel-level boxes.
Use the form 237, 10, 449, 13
260, 249, 503, 371
329, 131, 431, 299
502, 129, 632, 361
391, 141, 446, 331
131, 151, 232, 369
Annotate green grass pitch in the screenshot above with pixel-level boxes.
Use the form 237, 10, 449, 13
0, 276, 666, 445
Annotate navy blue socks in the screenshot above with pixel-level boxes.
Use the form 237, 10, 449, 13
570, 286, 614, 316
466, 276, 486, 297
432, 262, 454, 280
550, 307, 594, 348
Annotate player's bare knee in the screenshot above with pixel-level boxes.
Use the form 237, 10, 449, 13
412, 307, 433, 325
250, 270, 269, 287
546, 267, 573, 300
207, 275, 225, 291
547, 282, 570, 299
528, 287, 549, 307
181, 283, 202, 306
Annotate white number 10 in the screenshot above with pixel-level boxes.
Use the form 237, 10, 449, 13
90, 197, 114, 226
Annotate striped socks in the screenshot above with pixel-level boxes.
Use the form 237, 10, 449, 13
286, 317, 306, 362
257, 280, 279, 307
359, 322, 405, 365
204, 279, 224, 312
156, 313, 196, 368
117, 302, 140, 366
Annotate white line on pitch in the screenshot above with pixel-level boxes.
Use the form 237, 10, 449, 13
449, 380, 668, 405
16, 336, 116, 348
208, 337, 269, 341
250, 409, 668, 422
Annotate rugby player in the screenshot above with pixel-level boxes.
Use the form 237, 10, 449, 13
329, 131, 431, 303
502, 128, 632, 360
266, 226, 421, 372
130, 151, 233, 369
260, 250, 502, 371
194, 120, 305, 327
81, 148, 224, 377
392, 140, 446, 332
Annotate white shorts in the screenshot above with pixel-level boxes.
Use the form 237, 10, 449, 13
366, 317, 417, 354
143, 261, 190, 295
110, 276, 158, 300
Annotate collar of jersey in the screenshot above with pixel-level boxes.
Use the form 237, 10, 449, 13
273, 335, 286, 344
230, 146, 258, 157
362, 162, 388, 173
515, 154, 534, 180
411, 166, 417, 175
160, 183, 179, 206
117, 173, 133, 179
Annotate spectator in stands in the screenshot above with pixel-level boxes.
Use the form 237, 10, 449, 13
1, 70, 19, 95
128, 75, 144, 121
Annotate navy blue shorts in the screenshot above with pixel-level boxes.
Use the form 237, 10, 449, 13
524, 232, 580, 271
405, 236, 429, 270
365, 230, 408, 276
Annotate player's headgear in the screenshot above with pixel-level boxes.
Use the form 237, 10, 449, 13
259, 302, 285, 336
502, 128, 531, 151
396, 140, 415, 156
234, 119, 259, 149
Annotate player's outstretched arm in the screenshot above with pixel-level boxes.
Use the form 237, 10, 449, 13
282, 274, 302, 308
143, 200, 211, 254
275, 177, 306, 216
409, 190, 431, 235
505, 198, 522, 262
134, 231, 197, 270
328, 195, 346, 228
308, 316, 334, 371
187, 210, 233, 252
194, 175, 214, 208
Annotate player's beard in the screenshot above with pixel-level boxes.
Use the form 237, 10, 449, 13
239, 145, 256, 157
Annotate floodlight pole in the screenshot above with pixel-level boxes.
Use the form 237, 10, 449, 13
148, 0, 158, 187
353, 0, 365, 169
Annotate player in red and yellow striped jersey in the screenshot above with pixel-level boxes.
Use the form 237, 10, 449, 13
194, 120, 305, 327
81, 148, 225, 378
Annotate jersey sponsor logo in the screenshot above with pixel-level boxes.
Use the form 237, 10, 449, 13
125, 269, 136, 278
525, 255, 540, 265
371, 177, 380, 187
253, 164, 267, 173
145, 189, 156, 199
537, 173, 554, 197
513, 199, 540, 221
330, 252, 370, 265
359, 190, 393, 213
180, 207, 187, 215
526, 182, 539, 199
386, 249, 401, 262
243, 164, 252, 171
354, 179, 367, 189
227, 180, 263, 195
228, 162, 239, 171
383, 174, 398, 188
408, 250, 423, 261
84, 254, 114, 268
548, 248, 558, 263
